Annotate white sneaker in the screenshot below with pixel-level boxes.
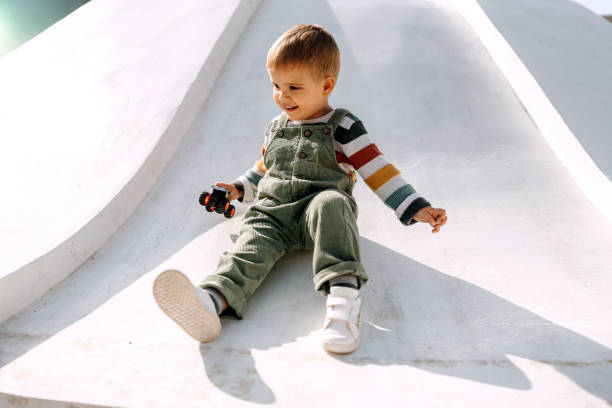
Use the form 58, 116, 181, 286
153, 269, 221, 342
321, 286, 361, 354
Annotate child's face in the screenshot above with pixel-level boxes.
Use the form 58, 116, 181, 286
267, 64, 335, 121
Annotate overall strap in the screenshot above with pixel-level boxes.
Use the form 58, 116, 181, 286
328, 108, 351, 127
277, 111, 289, 128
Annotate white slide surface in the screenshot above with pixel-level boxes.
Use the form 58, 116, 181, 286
1, 0, 611, 407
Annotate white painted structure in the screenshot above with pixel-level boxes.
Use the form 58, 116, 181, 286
570, 0, 612, 15
461, 0, 612, 222
1, 0, 611, 406
0, 0, 260, 322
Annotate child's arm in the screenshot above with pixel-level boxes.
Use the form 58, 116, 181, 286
231, 154, 265, 203
334, 112, 447, 232
213, 154, 263, 203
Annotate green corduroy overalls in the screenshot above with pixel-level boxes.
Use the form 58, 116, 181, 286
200, 109, 368, 317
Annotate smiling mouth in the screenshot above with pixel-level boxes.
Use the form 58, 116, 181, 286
284, 105, 298, 111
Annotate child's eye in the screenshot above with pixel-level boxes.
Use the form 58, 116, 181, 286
290, 86, 300, 90
272, 84, 280, 89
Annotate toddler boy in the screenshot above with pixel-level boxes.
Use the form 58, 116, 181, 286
154, 24, 447, 354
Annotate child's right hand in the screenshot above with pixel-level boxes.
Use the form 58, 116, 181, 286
214, 182, 243, 201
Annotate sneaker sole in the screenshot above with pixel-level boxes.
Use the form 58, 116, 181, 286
153, 269, 221, 342
322, 334, 361, 354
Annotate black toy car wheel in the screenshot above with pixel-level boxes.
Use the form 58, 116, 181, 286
199, 192, 210, 206
224, 205, 235, 218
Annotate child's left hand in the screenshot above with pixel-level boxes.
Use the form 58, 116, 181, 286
413, 206, 447, 233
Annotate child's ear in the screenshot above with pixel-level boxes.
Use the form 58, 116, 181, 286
322, 77, 336, 95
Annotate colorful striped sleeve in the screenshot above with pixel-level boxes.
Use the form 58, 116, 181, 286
334, 113, 431, 225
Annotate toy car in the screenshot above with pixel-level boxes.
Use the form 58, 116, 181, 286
199, 185, 235, 218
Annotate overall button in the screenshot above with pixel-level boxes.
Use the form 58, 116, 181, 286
298, 152, 307, 159
277, 130, 284, 137
323, 127, 330, 135
304, 130, 312, 137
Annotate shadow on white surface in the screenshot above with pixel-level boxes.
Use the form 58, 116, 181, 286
1, 0, 612, 406
195, 238, 612, 404
0, 393, 106, 408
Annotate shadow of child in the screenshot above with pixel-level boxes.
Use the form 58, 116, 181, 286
199, 237, 612, 404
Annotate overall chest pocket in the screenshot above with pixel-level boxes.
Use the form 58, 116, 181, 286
303, 127, 342, 174
296, 135, 324, 166
264, 132, 301, 175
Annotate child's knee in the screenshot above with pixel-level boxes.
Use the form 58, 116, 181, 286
309, 190, 355, 218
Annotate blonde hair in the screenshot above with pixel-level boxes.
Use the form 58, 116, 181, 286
267, 24, 340, 80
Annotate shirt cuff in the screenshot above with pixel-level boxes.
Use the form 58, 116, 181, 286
235, 175, 257, 203
399, 196, 431, 226
231, 181, 245, 203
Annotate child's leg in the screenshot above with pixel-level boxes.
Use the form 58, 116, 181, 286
302, 189, 367, 354
199, 207, 289, 318
302, 189, 367, 291
154, 207, 288, 342
153, 269, 222, 342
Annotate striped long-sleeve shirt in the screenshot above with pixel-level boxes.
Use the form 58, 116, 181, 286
234, 109, 430, 225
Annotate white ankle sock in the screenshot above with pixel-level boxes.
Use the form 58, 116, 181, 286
203, 288, 225, 315
329, 275, 359, 290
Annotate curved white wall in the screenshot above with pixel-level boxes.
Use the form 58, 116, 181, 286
0, 0, 261, 322
1, 0, 611, 406
452, 0, 612, 223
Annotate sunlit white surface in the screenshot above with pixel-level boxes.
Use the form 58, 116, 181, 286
0, 0, 259, 322
454, 0, 612, 222
0, 0, 611, 406
570, 0, 612, 14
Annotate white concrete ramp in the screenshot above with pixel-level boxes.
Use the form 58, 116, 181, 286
1, 0, 612, 407
478, 0, 612, 180
0, 0, 260, 322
